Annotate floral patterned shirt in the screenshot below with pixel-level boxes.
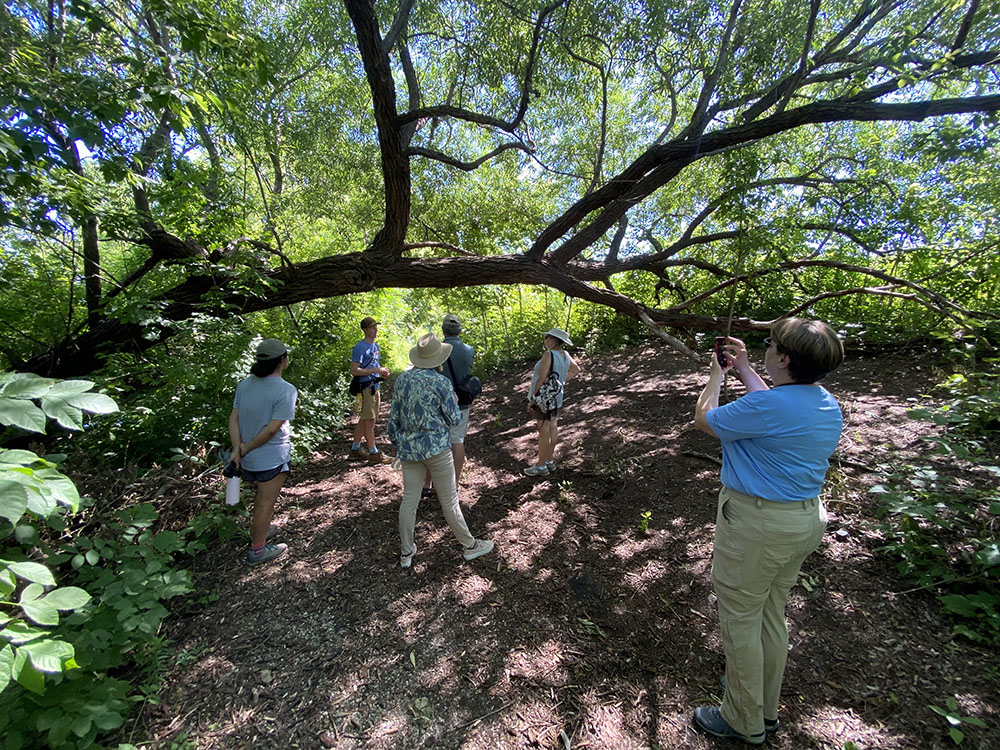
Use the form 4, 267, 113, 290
387, 367, 462, 462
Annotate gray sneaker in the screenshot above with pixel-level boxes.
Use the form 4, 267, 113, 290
400, 545, 417, 569
545, 461, 556, 473
246, 542, 287, 565
462, 539, 494, 561
523, 464, 549, 477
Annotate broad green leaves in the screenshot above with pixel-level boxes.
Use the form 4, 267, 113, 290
0, 374, 112, 698
0, 373, 118, 433
0, 557, 91, 693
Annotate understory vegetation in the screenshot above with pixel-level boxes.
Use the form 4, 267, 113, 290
2, 0, 1000, 745
872, 365, 1000, 645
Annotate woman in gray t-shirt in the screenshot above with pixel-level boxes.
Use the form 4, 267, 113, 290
228, 338, 297, 566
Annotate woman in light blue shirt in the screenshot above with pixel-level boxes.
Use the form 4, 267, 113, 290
692, 317, 844, 745
387, 333, 494, 569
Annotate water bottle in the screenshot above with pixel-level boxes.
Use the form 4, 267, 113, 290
225, 476, 241, 505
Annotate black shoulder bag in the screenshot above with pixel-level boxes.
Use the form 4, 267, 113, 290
446, 357, 482, 407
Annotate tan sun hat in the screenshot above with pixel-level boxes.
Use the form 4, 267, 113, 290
409, 333, 453, 369
543, 328, 573, 346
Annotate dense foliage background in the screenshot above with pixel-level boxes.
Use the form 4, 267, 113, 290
1, 0, 998, 746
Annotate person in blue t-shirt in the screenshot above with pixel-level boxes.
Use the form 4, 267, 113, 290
691, 317, 844, 745
229, 338, 298, 566
349, 316, 392, 465
421, 313, 477, 498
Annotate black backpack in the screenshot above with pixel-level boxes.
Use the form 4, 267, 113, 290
446, 358, 482, 407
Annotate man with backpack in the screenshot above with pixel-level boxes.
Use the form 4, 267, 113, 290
423, 314, 479, 495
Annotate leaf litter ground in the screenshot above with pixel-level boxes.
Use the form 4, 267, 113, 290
137, 344, 998, 749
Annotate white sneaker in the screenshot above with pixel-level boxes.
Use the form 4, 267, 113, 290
523, 464, 549, 477
462, 539, 494, 561
400, 545, 417, 569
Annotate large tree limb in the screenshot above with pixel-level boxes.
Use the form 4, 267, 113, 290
535, 93, 1000, 266
344, 0, 409, 253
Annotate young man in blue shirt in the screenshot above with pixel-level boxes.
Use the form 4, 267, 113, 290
350, 316, 391, 465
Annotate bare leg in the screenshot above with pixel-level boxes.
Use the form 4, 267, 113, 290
250, 472, 287, 546
534, 419, 548, 464
355, 418, 376, 448
538, 419, 558, 463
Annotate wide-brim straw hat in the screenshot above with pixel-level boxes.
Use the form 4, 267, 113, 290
409, 332, 453, 369
543, 328, 573, 346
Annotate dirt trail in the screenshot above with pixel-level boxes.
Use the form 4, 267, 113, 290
143, 345, 998, 749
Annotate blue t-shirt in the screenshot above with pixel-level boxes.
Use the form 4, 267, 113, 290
705, 385, 842, 502
351, 339, 381, 389
442, 336, 475, 396
233, 375, 297, 471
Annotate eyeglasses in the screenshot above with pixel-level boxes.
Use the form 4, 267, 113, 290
763, 337, 773, 348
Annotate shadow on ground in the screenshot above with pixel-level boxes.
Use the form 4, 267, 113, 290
142, 344, 998, 749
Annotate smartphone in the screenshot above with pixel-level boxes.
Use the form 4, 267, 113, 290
714, 336, 729, 367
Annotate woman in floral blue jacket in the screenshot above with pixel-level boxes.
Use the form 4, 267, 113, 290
387, 333, 494, 569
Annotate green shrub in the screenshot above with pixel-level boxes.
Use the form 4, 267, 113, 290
871, 366, 1000, 644
0, 372, 225, 749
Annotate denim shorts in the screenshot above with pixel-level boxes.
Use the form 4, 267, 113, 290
240, 463, 290, 482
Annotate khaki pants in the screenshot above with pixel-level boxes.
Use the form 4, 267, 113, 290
711, 486, 827, 736
399, 449, 475, 554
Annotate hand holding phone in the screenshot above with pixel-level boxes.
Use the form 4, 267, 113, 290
714, 336, 729, 367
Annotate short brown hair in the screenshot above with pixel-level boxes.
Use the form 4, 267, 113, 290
770, 317, 843, 383
360, 316, 377, 331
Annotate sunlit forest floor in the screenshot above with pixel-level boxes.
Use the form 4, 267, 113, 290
133, 344, 998, 749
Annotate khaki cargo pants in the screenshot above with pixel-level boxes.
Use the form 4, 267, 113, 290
711, 486, 827, 737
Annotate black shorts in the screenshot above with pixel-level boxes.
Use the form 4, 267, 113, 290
240, 463, 290, 482
529, 403, 559, 421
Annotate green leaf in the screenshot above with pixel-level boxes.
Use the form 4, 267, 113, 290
7, 561, 56, 585
21, 638, 74, 672
33, 467, 80, 511
0, 373, 52, 399
85, 549, 99, 565
12, 648, 45, 693
152, 530, 180, 553
21, 600, 59, 626
45, 380, 94, 396
0, 568, 16, 597
0, 449, 42, 465
19, 583, 43, 603
65, 391, 119, 415
43, 587, 91, 610
0, 479, 29, 523
0, 620, 48, 644
0, 643, 12, 693
949, 727, 964, 743
0, 399, 47, 433
40, 396, 84, 430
